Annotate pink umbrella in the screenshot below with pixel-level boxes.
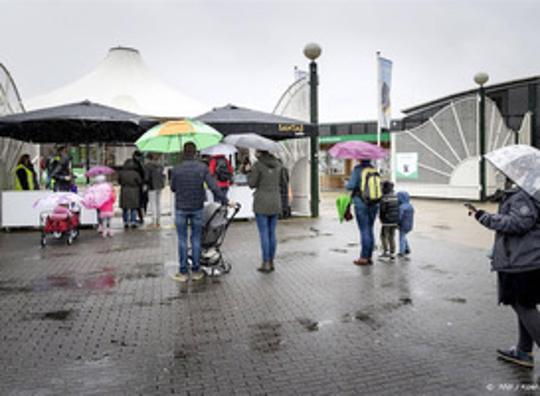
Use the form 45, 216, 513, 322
82, 183, 113, 208
85, 165, 115, 178
328, 141, 388, 160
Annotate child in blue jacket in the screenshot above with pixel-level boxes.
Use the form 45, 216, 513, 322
397, 191, 414, 257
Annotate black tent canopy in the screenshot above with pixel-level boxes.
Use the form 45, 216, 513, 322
0, 100, 157, 144
195, 104, 316, 140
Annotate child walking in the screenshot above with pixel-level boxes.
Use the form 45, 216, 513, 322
95, 175, 116, 238
397, 191, 414, 257
379, 181, 399, 259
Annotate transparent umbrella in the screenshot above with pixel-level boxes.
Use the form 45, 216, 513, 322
485, 144, 540, 202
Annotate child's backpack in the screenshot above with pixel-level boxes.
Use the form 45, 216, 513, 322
215, 157, 233, 182
360, 167, 382, 205
400, 205, 415, 233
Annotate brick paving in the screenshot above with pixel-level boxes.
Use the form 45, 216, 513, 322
1, 201, 540, 395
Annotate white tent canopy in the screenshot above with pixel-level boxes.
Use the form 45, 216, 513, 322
25, 46, 206, 118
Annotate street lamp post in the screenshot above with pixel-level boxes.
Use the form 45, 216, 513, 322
304, 43, 322, 218
474, 72, 489, 202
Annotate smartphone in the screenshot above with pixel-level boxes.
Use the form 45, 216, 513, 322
464, 202, 477, 213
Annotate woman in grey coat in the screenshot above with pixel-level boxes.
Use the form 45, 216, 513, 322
248, 150, 285, 273
473, 181, 540, 368
118, 159, 142, 228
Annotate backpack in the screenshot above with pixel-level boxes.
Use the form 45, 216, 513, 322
400, 205, 414, 233
215, 157, 233, 182
360, 167, 382, 205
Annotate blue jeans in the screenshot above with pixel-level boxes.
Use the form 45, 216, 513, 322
399, 229, 410, 254
353, 199, 379, 259
122, 208, 137, 225
175, 209, 203, 274
255, 214, 278, 263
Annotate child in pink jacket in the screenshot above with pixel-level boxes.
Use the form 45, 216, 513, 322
95, 175, 116, 237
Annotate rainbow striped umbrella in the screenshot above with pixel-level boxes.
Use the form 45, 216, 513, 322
135, 119, 222, 153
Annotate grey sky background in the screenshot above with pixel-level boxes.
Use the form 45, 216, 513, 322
1, 0, 539, 122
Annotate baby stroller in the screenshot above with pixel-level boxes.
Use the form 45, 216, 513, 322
196, 202, 241, 276
40, 204, 80, 247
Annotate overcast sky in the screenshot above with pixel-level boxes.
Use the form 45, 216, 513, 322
1, 0, 539, 122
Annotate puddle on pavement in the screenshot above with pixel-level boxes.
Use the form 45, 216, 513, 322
249, 321, 283, 353
26, 309, 74, 321
33, 272, 117, 292
445, 297, 467, 304
0, 282, 33, 294
432, 224, 452, 230
419, 264, 449, 274
297, 318, 319, 332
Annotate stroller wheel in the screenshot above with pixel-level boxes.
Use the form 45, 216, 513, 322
66, 234, 74, 245
40, 235, 47, 248
223, 261, 232, 274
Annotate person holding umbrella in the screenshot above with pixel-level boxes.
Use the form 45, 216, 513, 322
469, 145, 540, 368
330, 141, 387, 266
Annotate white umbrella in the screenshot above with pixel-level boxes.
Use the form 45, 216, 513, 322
224, 133, 281, 153
201, 143, 238, 156
485, 144, 540, 202
33, 192, 84, 210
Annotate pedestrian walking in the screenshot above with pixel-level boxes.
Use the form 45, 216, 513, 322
94, 175, 116, 238
397, 191, 414, 257
346, 159, 382, 266
248, 150, 285, 273
470, 179, 540, 368
145, 153, 165, 228
14, 154, 39, 191
118, 159, 142, 229
379, 181, 399, 259
170, 142, 231, 282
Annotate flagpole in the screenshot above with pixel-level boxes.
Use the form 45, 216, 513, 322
376, 51, 381, 149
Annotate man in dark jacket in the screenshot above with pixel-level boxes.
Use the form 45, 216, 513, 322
170, 142, 230, 282
49, 146, 72, 192
473, 183, 540, 368
379, 181, 399, 259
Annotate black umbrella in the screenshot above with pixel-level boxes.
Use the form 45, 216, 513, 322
0, 100, 157, 144
195, 104, 316, 140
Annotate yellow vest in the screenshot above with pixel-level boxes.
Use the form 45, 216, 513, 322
14, 164, 35, 191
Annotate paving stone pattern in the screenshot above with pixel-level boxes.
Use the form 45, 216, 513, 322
0, 215, 539, 395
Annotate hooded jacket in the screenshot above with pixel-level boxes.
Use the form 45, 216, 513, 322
476, 188, 540, 273
248, 153, 283, 215
397, 191, 414, 233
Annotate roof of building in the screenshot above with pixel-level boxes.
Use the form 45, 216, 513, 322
402, 75, 540, 116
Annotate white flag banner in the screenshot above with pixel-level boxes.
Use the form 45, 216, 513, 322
294, 67, 308, 82
378, 56, 392, 130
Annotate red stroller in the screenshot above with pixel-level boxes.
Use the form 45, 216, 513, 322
40, 204, 80, 247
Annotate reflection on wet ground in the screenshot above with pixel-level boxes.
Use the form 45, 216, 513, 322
25, 309, 74, 321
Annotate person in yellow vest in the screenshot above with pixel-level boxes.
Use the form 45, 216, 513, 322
14, 154, 39, 191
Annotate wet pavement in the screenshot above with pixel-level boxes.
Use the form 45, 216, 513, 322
0, 196, 539, 395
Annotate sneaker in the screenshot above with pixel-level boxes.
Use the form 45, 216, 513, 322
172, 273, 189, 283
191, 271, 205, 281
130, 223, 138, 229
124, 224, 129, 229
497, 347, 534, 368
257, 262, 270, 272
268, 260, 275, 272
379, 252, 390, 258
